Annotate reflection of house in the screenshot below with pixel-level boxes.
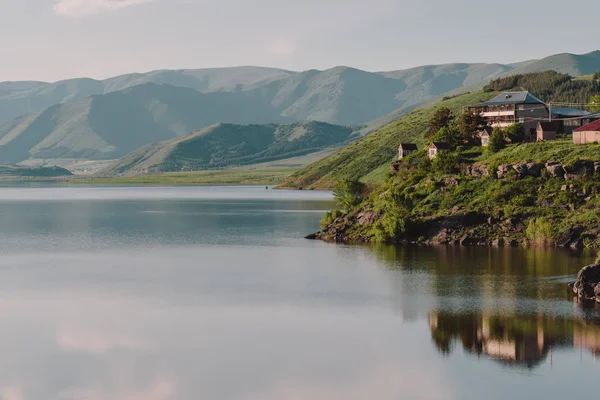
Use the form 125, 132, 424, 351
574, 324, 600, 355
398, 143, 418, 159
537, 121, 558, 141
466, 91, 548, 134
477, 127, 492, 147
429, 311, 565, 369
428, 142, 451, 159
573, 119, 600, 144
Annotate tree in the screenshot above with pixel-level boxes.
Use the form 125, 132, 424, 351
433, 126, 462, 148
594, 71, 600, 81
428, 107, 455, 137
333, 179, 365, 211
456, 110, 485, 143
488, 128, 506, 153
590, 95, 600, 113
504, 123, 524, 143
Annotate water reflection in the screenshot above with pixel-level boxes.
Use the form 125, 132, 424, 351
0, 186, 598, 399
429, 311, 600, 369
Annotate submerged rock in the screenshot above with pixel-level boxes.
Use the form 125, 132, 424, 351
570, 263, 600, 302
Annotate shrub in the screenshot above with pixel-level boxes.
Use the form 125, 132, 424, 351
432, 151, 462, 174
505, 123, 524, 143
333, 179, 365, 211
320, 209, 343, 229
526, 218, 556, 246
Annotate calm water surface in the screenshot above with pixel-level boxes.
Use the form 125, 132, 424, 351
0, 185, 597, 400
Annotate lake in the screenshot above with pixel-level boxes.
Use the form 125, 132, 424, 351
0, 185, 597, 400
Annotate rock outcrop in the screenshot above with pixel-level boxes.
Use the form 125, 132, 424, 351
465, 164, 489, 177
569, 263, 600, 303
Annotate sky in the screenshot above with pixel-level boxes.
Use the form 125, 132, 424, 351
0, 0, 599, 82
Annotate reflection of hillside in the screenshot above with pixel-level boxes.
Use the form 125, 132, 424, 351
430, 311, 600, 369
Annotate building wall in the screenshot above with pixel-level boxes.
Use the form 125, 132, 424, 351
573, 131, 600, 144
537, 129, 556, 141
518, 105, 549, 137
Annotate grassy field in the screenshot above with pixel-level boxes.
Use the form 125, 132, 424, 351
69, 168, 297, 185
279, 91, 498, 190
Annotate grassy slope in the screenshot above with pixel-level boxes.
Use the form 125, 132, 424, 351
318, 141, 600, 247
280, 91, 497, 189
69, 168, 296, 185
478, 140, 600, 167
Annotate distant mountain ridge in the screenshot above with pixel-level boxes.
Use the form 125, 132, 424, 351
0, 50, 598, 168
0, 83, 289, 163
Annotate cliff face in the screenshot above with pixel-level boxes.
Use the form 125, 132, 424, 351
313, 142, 600, 248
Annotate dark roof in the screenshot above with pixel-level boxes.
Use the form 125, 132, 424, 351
574, 119, 600, 132
430, 142, 451, 150
551, 107, 591, 118
477, 126, 493, 135
471, 91, 545, 107
399, 143, 418, 150
537, 121, 558, 131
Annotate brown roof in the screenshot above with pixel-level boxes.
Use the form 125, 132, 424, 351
430, 142, 451, 150
574, 119, 600, 132
537, 121, 558, 131
399, 143, 418, 150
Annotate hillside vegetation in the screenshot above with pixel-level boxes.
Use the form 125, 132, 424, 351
280, 91, 497, 189
100, 121, 355, 176
315, 141, 600, 248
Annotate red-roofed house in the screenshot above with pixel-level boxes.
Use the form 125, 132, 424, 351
573, 119, 600, 145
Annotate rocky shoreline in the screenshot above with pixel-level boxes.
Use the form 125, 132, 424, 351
308, 210, 597, 249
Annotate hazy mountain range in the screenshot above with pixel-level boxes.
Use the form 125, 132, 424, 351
0, 50, 598, 170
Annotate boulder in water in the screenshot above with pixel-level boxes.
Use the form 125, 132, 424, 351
570, 262, 600, 302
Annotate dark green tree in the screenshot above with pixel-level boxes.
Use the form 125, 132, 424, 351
428, 107, 455, 137
333, 179, 365, 211
488, 128, 506, 153
433, 126, 462, 148
594, 71, 600, 81
456, 110, 485, 143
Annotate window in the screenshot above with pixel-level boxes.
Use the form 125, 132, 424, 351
429, 149, 436, 156
518, 105, 525, 111
482, 138, 489, 145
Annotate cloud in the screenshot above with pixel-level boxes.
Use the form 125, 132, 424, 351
265, 39, 297, 56
53, 0, 154, 18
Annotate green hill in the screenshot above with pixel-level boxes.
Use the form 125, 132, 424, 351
0, 165, 72, 178
100, 121, 356, 176
279, 91, 496, 189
